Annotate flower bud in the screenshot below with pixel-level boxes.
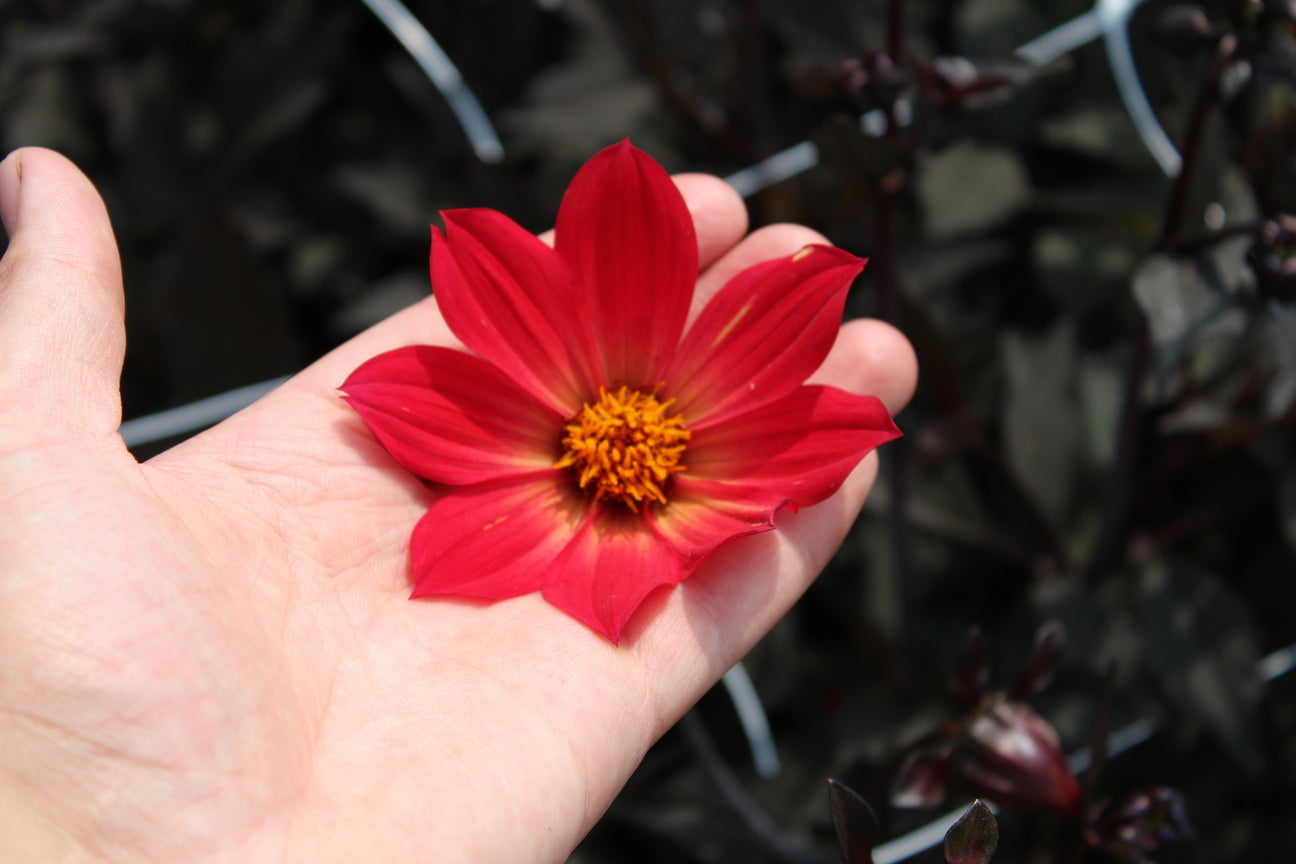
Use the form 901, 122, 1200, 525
1250, 214, 1296, 302
954, 700, 1082, 816
1086, 786, 1193, 856
861, 50, 908, 108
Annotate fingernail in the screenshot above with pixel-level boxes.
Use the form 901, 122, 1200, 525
0, 151, 21, 240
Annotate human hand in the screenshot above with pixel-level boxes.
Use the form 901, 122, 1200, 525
0, 147, 916, 863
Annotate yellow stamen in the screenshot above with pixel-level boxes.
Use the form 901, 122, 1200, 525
555, 386, 690, 511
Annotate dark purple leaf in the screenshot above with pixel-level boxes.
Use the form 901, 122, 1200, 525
828, 779, 879, 864
943, 800, 998, 864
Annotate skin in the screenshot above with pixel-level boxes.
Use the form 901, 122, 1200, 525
0, 147, 918, 863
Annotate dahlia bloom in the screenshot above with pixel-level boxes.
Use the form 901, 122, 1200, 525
341, 141, 900, 643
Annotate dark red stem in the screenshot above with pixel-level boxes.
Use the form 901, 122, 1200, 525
1158, 34, 1240, 252
1085, 33, 1240, 580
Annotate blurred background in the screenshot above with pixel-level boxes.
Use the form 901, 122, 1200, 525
3, 0, 1296, 861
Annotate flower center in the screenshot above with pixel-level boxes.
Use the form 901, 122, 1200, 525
555, 386, 690, 511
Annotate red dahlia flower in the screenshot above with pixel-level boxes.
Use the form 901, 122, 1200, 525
341, 141, 900, 643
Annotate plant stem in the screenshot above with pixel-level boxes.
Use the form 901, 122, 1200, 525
1085, 33, 1239, 580
734, 0, 776, 162
871, 180, 920, 694
886, 0, 905, 60
1157, 34, 1240, 253
680, 712, 836, 864
1173, 219, 1263, 255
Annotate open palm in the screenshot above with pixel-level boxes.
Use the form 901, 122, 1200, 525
0, 148, 916, 863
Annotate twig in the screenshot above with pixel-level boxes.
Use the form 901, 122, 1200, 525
1137, 484, 1269, 557
1082, 661, 1120, 803
1172, 219, 1264, 255
1099, 0, 1181, 177
1016, 7, 1107, 64
886, 0, 905, 60
1085, 33, 1239, 580
734, 0, 777, 162
866, 104, 921, 689
865, 484, 1047, 573
119, 376, 290, 447
722, 663, 781, 779
680, 712, 836, 864
1016, 1, 1179, 176
357, 0, 504, 164
605, 0, 730, 147
1157, 34, 1240, 252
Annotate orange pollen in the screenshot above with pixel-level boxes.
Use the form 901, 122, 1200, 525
555, 386, 690, 512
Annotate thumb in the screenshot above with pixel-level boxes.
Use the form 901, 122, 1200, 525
0, 148, 125, 442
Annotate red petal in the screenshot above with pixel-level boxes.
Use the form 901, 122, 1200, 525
342, 345, 564, 484
685, 385, 900, 509
664, 245, 865, 426
542, 508, 691, 643
410, 472, 584, 598
555, 140, 696, 388
432, 209, 602, 415
650, 481, 784, 562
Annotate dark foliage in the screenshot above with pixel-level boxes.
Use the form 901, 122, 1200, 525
4, 0, 1296, 861
944, 800, 998, 864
